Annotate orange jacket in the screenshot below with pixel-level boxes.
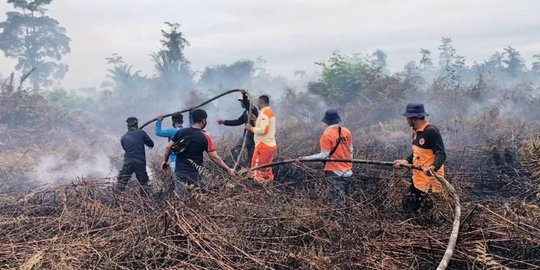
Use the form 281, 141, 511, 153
305, 125, 353, 176
407, 121, 446, 193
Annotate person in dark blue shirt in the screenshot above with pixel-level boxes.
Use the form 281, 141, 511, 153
115, 117, 154, 196
161, 109, 235, 195
217, 91, 258, 167
155, 113, 185, 171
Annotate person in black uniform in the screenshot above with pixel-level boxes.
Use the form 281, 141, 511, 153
217, 90, 258, 167
115, 117, 154, 196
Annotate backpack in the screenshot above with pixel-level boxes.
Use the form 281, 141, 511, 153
171, 128, 198, 155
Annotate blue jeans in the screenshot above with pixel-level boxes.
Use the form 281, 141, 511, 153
325, 172, 352, 208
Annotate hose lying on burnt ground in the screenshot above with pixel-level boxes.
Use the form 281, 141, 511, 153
4, 153, 538, 268
251, 158, 461, 270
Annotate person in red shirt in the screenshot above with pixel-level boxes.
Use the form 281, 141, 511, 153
161, 109, 235, 195
300, 109, 353, 208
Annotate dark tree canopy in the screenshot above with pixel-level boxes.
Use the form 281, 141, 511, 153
0, 0, 70, 92
199, 60, 254, 92
151, 22, 193, 93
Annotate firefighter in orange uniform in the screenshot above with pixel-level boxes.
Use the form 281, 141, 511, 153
394, 103, 446, 213
246, 95, 277, 184
301, 109, 353, 208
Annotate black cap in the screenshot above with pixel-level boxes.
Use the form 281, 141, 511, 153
126, 117, 138, 126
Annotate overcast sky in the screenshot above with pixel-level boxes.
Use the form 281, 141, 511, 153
0, 0, 539, 89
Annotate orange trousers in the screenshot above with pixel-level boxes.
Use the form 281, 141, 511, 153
251, 142, 277, 184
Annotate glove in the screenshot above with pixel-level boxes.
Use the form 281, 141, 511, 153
393, 160, 409, 169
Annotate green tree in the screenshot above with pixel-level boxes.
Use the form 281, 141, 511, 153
371, 49, 387, 69
45, 87, 93, 109
486, 51, 504, 71
151, 22, 193, 93
502, 46, 525, 77
437, 37, 465, 88
0, 0, 70, 92
399, 61, 425, 95
105, 54, 147, 98
419, 48, 433, 70
308, 51, 376, 104
198, 60, 254, 92
470, 65, 490, 100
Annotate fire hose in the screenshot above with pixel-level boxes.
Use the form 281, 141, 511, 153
138, 89, 251, 172
233, 93, 253, 171
137, 90, 460, 269
251, 158, 461, 270
139, 89, 245, 129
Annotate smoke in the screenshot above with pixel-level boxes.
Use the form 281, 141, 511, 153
32, 149, 116, 184
4, 37, 540, 193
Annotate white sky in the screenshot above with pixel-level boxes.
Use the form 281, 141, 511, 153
1, 0, 539, 89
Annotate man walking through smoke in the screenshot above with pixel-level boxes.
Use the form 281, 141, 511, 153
217, 90, 258, 167
115, 117, 154, 196
393, 103, 446, 214
300, 109, 354, 208
161, 109, 235, 195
